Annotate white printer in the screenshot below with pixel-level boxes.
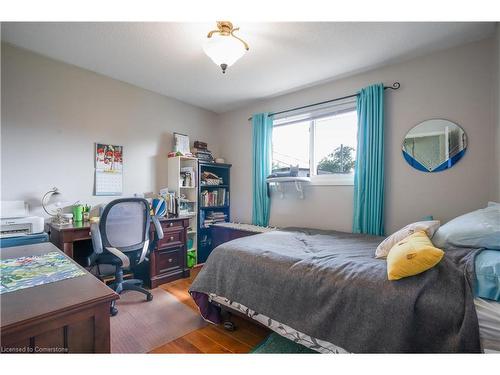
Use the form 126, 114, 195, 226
0, 201, 44, 238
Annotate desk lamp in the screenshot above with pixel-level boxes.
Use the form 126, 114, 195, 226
41, 187, 69, 224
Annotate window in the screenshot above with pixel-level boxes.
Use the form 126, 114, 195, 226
272, 105, 358, 185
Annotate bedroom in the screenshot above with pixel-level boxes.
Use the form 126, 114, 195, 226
1, 0, 499, 373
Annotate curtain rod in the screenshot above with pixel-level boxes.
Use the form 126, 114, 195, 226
247, 82, 401, 121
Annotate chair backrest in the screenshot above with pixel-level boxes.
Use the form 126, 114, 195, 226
99, 198, 151, 253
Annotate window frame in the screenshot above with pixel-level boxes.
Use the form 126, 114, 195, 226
272, 101, 358, 186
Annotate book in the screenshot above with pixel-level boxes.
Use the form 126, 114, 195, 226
202, 211, 228, 227
201, 188, 228, 207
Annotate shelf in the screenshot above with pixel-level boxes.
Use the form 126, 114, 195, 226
197, 160, 231, 264
266, 176, 311, 199
168, 155, 199, 268
266, 177, 311, 183
200, 184, 228, 188
199, 162, 232, 168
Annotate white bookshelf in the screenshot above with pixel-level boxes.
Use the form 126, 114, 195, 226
167, 156, 198, 263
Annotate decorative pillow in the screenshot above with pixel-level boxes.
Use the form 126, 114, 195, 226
474, 250, 500, 301
432, 204, 500, 250
375, 220, 440, 259
386, 231, 444, 281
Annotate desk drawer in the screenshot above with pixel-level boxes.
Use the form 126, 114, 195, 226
63, 228, 92, 242
158, 229, 183, 249
161, 220, 184, 232
155, 248, 182, 274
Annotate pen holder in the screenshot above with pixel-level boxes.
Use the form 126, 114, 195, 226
72, 205, 84, 222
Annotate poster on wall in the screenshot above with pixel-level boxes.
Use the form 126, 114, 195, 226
95, 143, 123, 196
95, 143, 123, 172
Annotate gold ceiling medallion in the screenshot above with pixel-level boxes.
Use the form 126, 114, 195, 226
203, 21, 249, 74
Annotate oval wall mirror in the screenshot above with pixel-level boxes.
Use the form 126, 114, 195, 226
402, 119, 467, 172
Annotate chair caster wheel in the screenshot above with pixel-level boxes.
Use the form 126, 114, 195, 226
223, 321, 235, 331
110, 306, 118, 316
146, 293, 153, 302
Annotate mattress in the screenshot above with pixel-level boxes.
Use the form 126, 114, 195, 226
212, 294, 500, 353
475, 298, 500, 353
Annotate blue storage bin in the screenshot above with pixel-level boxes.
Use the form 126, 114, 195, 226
0, 233, 49, 248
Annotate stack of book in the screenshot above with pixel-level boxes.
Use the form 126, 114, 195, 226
201, 188, 228, 207
203, 211, 228, 227
193, 141, 214, 162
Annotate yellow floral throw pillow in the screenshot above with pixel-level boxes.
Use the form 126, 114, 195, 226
386, 230, 444, 281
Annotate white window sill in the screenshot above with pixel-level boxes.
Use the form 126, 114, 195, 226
309, 175, 354, 186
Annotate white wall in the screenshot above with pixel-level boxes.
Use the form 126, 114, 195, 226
495, 24, 500, 201
218, 38, 498, 234
1, 43, 221, 217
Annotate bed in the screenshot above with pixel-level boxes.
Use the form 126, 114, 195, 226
474, 298, 500, 352
189, 228, 496, 353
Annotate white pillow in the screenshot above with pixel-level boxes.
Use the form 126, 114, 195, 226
375, 220, 441, 259
432, 205, 500, 250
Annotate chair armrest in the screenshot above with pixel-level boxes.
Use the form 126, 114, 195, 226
90, 222, 103, 254
152, 215, 164, 240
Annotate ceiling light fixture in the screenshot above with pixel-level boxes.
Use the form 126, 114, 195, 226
203, 21, 249, 74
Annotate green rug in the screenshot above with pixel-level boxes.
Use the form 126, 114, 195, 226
251, 333, 318, 354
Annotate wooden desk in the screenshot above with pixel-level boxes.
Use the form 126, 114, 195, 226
47, 220, 92, 259
47, 217, 191, 288
0, 243, 118, 353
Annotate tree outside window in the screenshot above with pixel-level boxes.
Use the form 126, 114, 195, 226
317, 144, 355, 174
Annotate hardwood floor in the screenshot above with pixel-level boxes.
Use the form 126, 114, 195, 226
150, 266, 270, 354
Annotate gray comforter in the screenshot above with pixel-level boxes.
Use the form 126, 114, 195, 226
190, 228, 481, 353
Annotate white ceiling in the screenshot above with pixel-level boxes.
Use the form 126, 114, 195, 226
1, 22, 495, 113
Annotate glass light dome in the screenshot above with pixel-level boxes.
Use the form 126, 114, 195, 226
203, 33, 247, 73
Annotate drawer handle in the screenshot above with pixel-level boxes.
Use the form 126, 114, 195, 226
168, 258, 173, 263
169, 236, 174, 241
169, 222, 173, 227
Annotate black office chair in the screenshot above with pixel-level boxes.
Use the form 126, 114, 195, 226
89, 198, 163, 316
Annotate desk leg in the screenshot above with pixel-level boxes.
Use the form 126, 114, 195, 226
63, 242, 74, 259
93, 303, 112, 353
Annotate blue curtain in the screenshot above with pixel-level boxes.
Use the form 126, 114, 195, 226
252, 112, 273, 226
352, 84, 385, 236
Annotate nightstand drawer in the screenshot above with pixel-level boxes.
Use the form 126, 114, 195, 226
158, 229, 183, 249
155, 248, 182, 274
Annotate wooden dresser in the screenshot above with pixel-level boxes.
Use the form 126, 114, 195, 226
0, 243, 118, 353
149, 217, 191, 288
